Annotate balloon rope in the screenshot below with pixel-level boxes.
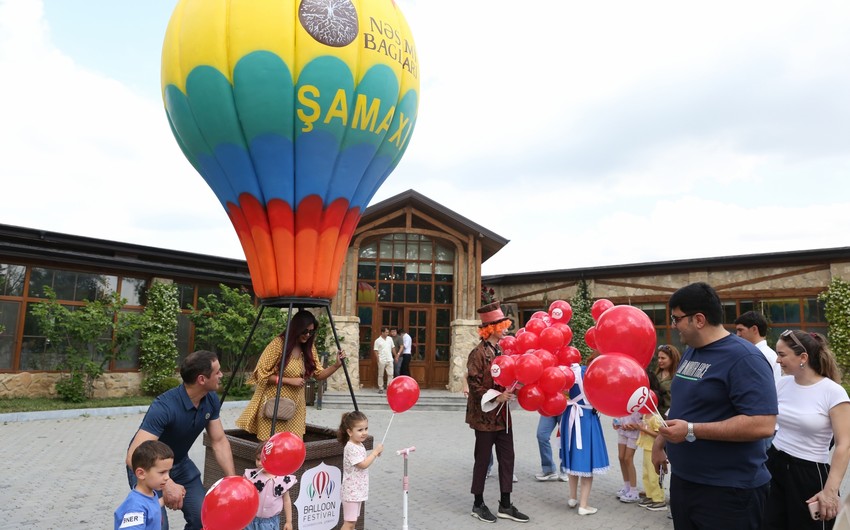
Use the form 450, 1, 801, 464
648, 398, 669, 429
381, 412, 396, 446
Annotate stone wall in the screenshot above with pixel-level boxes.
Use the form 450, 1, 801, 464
325, 315, 361, 392
446, 318, 480, 393
0, 372, 142, 399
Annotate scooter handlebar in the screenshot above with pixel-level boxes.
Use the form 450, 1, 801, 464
396, 446, 416, 456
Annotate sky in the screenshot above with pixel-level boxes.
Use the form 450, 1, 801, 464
1, 0, 850, 276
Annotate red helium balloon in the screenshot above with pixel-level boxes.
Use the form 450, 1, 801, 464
515, 353, 544, 384
525, 318, 548, 335
584, 326, 598, 350
517, 383, 545, 411
538, 366, 568, 394
562, 346, 582, 366
387, 375, 420, 413
550, 322, 573, 345
539, 391, 568, 417
531, 311, 550, 322
548, 300, 573, 323
639, 390, 659, 415
491, 355, 517, 387
533, 348, 557, 369
498, 335, 518, 355
538, 327, 565, 352
261, 432, 306, 476
201, 476, 260, 530
558, 365, 576, 389
515, 331, 540, 353
591, 299, 615, 321
515, 327, 526, 337
594, 305, 656, 367
583, 354, 650, 417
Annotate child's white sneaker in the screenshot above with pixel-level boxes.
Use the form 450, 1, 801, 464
619, 491, 640, 503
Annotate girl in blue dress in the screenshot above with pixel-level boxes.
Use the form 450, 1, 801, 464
560, 361, 609, 515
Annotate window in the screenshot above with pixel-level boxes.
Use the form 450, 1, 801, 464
28, 267, 117, 302
0, 263, 25, 296
0, 300, 20, 369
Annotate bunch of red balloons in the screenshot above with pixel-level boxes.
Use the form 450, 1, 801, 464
582, 299, 655, 418
495, 300, 579, 417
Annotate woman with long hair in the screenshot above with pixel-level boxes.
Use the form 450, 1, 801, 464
655, 344, 680, 418
237, 310, 346, 440
763, 330, 850, 528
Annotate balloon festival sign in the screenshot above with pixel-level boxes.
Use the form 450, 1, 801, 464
293, 462, 342, 529
162, 0, 419, 299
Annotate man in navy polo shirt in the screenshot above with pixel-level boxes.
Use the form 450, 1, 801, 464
652, 282, 777, 530
126, 350, 236, 530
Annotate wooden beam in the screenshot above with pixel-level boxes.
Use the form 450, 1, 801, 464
502, 281, 577, 302
713, 264, 830, 291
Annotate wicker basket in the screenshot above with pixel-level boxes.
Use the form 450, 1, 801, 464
202, 425, 371, 530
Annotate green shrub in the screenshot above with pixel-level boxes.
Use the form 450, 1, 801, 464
144, 376, 181, 396
820, 277, 850, 372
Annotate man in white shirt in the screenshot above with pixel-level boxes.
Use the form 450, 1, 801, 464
373, 327, 394, 394
734, 311, 782, 382
399, 329, 413, 376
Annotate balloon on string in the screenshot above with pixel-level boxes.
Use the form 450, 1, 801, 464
533, 348, 557, 369
531, 311, 550, 322
538, 366, 568, 394
538, 327, 565, 352
591, 299, 615, 321
491, 355, 517, 387
201, 476, 260, 530
515, 327, 526, 337
538, 391, 568, 417
594, 305, 656, 367
387, 375, 420, 413
584, 326, 598, 350
639, 390, 659, 415
550, 322, 573, 345
562, 346, 582, 366
583, 354, 650, 417
517, 383, 545, 411
525, 318, 548, 335
558, 365, 576, 389
548, 300, 573, 323
516, 331, 540, 353
498, 335, 518, 355
261, 432, 306, 476
515, 353, 544, 384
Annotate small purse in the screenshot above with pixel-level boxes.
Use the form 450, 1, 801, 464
263, 397, 297, 421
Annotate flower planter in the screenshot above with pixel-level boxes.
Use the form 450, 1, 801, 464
202, 425, 371, 530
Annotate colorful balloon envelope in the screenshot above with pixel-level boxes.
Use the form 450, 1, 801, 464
162, 0, 419, 299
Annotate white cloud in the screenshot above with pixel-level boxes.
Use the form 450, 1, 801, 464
2, 0, 850, 279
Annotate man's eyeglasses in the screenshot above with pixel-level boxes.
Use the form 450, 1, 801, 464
301, 328, 316, 337
671, 313, 697, 325
781, 329, 806, 353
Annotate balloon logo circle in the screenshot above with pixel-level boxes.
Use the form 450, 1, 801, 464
627, 386, 650, 413
299, 0, 359, 47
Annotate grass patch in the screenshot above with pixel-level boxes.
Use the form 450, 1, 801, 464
0, 396, 154, 413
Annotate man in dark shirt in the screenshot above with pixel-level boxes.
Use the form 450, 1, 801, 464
125, 350, 236, 530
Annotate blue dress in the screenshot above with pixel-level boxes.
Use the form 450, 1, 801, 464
559, 364, 609, 476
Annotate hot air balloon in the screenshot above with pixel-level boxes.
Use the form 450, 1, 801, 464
162, 0, 419, 300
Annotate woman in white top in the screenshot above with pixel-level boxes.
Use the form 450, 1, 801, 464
764, 330, 850, 529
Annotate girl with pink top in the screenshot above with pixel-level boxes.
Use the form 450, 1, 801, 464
338, 411, 384, 530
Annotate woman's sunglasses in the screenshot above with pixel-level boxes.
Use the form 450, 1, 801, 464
301, 328, 316, 337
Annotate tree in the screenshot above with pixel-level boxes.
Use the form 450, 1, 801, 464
189, 285, 289, 391
819, 277, 850, 372
137, 281, 180, 395
29, 287, 136, 402
570, 279, 595, 362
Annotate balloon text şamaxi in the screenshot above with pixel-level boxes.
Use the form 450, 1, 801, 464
162, 0, 419, 299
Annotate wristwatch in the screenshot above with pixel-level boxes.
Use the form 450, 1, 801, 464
685, 422, 696, 442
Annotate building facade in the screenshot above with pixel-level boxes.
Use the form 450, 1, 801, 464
2, 190, 849, 397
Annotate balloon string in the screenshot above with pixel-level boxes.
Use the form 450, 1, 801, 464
494, 381, 518, 416
648, 398, 668, 429
381, 412, 396, 446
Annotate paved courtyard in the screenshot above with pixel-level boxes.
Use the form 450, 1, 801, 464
0, 393, 680, 530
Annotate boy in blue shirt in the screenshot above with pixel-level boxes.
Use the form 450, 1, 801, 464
115, 440, 174, 529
